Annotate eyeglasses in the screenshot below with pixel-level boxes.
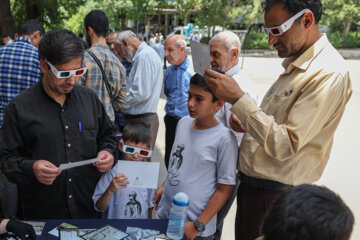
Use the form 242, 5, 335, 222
122, 140, 152, 157
263, 9, 310, 36
46, 60, 88, 79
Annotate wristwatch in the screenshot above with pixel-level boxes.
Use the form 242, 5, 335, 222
194, 219, 205, 232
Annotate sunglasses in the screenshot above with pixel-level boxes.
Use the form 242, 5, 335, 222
122, 140, 152, 157
46, 60, 88, 79
264, 9, 310, 36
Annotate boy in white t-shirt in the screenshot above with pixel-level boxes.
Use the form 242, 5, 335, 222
155, 73, 238, 239
92, 122, 155, 219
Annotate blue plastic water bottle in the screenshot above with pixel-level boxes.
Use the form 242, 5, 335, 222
166, 192, 189, 240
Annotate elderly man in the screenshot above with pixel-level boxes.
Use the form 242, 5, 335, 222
114, 30, 163, 150
204, 0, 352, 239
79, 10, 126, 125
208, 31, 258, 240
0, 29, 116, 219
163, 34, 193, 169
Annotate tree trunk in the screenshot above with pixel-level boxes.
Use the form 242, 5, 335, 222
0, 0, 16, 37
342, 18, 353, 38
26, 0, 41, 20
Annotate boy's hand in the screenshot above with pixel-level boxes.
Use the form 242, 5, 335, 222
153, 184, 165, 210
184, 222, 199, 240
230, 113, 247, 133
95, 150, 114, 172
109, 174, 129, 193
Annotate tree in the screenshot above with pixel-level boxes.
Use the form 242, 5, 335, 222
322, 0, 360, 37
0, 0, 16, 36
173, 0, 198, 25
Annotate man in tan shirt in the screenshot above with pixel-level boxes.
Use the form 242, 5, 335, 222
204, 0, 352, 239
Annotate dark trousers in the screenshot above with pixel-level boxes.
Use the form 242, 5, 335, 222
164, 114, 181, 169
235, 181, 287, 240
214, 175, 240, 240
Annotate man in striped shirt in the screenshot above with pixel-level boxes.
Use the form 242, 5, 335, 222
0, 19, 45, 127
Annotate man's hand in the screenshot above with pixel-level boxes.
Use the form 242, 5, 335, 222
184, 222, 199, 240
230, 113, 247, 133
109, 174, 129, 193
204, 69, 244, 104
94, 150, 114, 172
33, 160, 61, 185
6, 219, 36, 240
153, 184, 165, 210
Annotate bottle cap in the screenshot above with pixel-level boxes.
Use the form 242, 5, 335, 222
172, 192, 189, 207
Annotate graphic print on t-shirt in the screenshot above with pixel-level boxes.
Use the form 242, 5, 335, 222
167, 144, 185, 186
124, 191, 142, 218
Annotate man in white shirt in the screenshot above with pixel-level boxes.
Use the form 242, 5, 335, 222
114, 30, 163, 150
209, 31, 258, 240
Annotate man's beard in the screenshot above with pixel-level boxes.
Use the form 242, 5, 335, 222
85, 32, 92, 47
121, 45, 134, 62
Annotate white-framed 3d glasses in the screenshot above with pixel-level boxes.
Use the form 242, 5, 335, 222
264, 9, 310, 36
121, 139, 153, 157
46, 60, 88, 79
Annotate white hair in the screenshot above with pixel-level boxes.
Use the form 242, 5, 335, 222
115, 30, 137, 45
210, 31, 241, 53
167, 34, 186, 48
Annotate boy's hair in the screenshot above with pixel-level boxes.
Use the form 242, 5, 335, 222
190, 73, 218, 102
18, 19, 45, 37
122, 122, 152, 147
261, 184, 354, 240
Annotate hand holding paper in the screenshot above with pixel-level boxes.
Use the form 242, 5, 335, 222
94, 150, 114, 172
109, 174, 129, 193
33, 160, 61, 185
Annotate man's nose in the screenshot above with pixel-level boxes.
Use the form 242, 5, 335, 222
268, 34, 278, 47
67, 74, 77, 85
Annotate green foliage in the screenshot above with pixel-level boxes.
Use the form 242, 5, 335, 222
327, 31, 360, 48
242, 32, 271, 49
321, 0, 360, 32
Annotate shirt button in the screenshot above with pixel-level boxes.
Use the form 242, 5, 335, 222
67, 143, 71, 147
69, 195, 72, 199
65, 125, 69, 130
68, 178, 72, 182
62, 109, 64, 112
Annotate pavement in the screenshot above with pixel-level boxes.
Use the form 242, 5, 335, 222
151, 56, 360, 240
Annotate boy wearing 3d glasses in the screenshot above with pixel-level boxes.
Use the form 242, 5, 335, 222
92, 122, 155, 219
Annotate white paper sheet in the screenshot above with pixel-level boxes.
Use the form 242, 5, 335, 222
117, 160, 160, 189
190, 40, 211, 76
59, 158, 98, 170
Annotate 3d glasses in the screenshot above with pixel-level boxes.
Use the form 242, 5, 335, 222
264, 9, 310, 36
122, 141, 153, 158
46, 60, 88, 79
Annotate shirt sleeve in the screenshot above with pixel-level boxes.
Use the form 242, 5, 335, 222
110, 62, 127, 111
147, 189, 155, 209
92, 167, 117, 212
95, 96, 117, 156
0, 102, 36, 185
231, 71, 352, 161
124, 54, 159, 108
216, 131, 238, 185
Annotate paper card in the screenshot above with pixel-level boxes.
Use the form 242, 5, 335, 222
60, 228, 79, 240
22, 221, 46, 235
117, 160, 160, 189
59, 158, 98, 170
81, 225, 128, 240
49, 222, 78, 237
190, 40, 211, 76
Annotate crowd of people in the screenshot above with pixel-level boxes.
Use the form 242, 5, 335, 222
0, 0, 355, 240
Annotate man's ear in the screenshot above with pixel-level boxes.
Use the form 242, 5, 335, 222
121, 39, 128, 47
39, 59, 48, 74
231, 48, 239, 62
303, 11, 314, 29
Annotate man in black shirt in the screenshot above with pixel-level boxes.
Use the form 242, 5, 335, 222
0, 29, 116, 219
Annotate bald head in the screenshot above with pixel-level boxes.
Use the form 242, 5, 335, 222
164, 34, 187, 65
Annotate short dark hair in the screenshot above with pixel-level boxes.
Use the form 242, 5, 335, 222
122, 122, 152, 147
190, 73, 218, 102
18, 19, 45, 36
261, 184, 354, 240
38, 30, 85, 65
262, 0, 322, 23
84, 10, 109, 38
